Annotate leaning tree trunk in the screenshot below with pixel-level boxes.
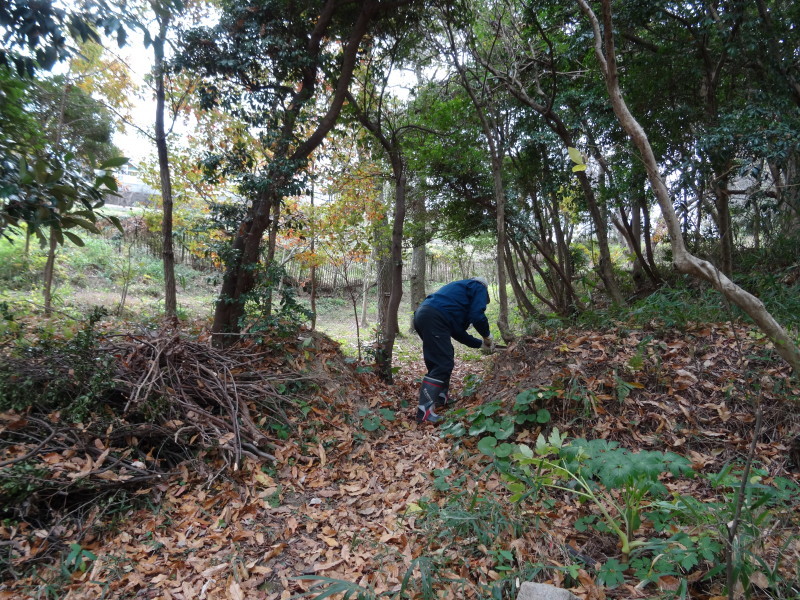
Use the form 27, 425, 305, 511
154, 21, 177, 319
211, 187, 277, 341
210, 0, 382, 346
578, 0, 800, 377
504, 237, 539, 319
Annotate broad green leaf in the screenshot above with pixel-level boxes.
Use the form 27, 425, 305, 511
515, 390, 533, 405
62, 231, 85, 246
477, 436, 498, 456
516, 444, 534, 459
107, 215, 124, 233
98, 156, 129, 169
495, 443, 515, 458
361, 415, 381, 431
480, 403, 501, 416
468, 422, 488, 436
494, 417, 515, 440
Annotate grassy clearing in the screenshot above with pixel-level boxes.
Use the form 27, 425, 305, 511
0, 232, 216, 322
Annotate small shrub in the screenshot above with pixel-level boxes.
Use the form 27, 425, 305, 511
0, 306, 114, 420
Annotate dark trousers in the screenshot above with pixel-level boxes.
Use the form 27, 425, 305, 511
413, 305, 454, 389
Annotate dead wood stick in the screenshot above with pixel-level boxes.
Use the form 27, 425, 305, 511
0, 420, 57, 468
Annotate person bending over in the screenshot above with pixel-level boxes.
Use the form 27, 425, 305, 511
412, 277, 495, 423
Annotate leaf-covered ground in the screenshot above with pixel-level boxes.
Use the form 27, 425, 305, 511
1, 322, 798, 599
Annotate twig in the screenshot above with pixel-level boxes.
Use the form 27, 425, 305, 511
0, 418, 56, 468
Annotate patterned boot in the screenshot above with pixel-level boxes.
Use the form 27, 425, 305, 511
416, 375, 445, 423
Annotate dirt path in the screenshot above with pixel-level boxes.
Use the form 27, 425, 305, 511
5, 356, 491, 600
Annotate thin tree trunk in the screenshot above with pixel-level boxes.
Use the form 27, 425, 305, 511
42, 81, 70, 317
713, 177, 734, 276
360, 260, 370, 328
154, 20, 177, 319
378, 169, 406, 383
43, 230, 58, 316
408, 187, 427, 332
504, 237, 538, 319
442, 22, 513, 341
578, 0, 800, 377
489, 153, 512, 341
264, 198, 282, 318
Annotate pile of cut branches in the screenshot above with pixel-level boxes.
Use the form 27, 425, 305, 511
114, 331, 309, 466
0, 325, 325, 535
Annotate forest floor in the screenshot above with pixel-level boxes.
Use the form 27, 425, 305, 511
1, 319, 799, 600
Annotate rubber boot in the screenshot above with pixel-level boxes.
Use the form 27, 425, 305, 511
434, 389, 452, 410
416, 375, 445, 423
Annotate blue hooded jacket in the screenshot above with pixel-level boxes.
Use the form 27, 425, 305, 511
419, 279, 490, 347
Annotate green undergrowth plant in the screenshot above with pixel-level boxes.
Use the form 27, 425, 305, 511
0, 235, 48, 290
0, 306, 114, 420
439, 387, 553, 456
495, 430, 799, 595
358, 406, 396, 433
647, 464, 800, 598
572, 271, 800, 336
240, 261, 313, 342
506, 430, 692, 561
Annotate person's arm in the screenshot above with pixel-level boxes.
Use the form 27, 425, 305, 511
452, 329, 483, 348
468, 285, 491, 338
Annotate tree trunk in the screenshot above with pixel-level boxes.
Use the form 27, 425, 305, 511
504, 237, 539, 319
490, 154, 512, 342
310, 175, 317, 330
360, 259, 370, 328
154, 22, 177, 319
263, 198, 282, 319
578, 0, 800, 377
44, 80, 68, 316
576, 171, 624, 305
408, 187, 427, 332
377, 165, 406, 383
376, 253, 392, 336
210, 0, 382, 345
375, 182, 393, 352
712, 176, 734, 277
444, 24, 513, 342
43, 229, 58, 316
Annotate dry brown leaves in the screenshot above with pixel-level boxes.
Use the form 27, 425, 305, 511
1, 322, 798, 599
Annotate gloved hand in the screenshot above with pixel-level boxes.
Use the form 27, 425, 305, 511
480, 335, 495, 355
